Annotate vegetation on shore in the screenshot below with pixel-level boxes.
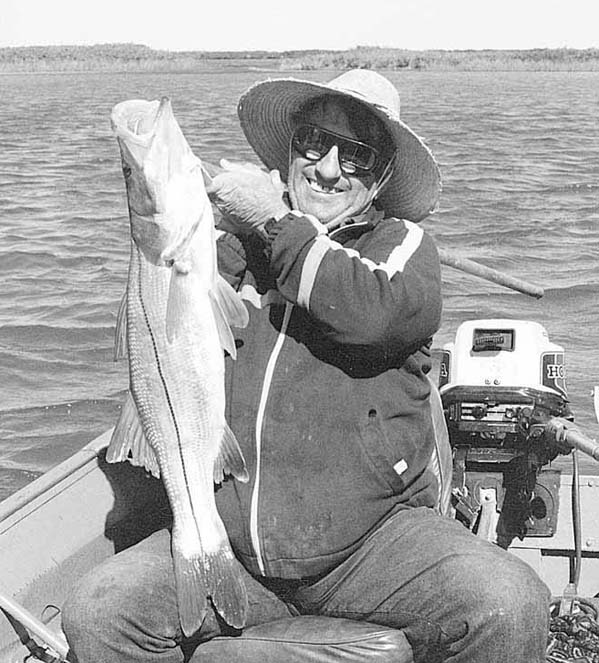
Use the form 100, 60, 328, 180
282, 45, 599, 71
2, 43, 599, 73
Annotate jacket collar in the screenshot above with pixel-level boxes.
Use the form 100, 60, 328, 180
329, 207, 386, 242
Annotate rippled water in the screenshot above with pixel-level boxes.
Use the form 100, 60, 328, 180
0, 67, 598, 499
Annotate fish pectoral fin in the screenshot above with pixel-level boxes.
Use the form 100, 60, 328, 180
114, 290, 128, 361
209, 276, 249, 359
215, 275, 250, 329
107, 392, 160, 478
165, 268, 193, 343
213, 422, 250, 484
209, 292, 237, 358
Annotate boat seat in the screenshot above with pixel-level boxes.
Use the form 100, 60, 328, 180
189, 616, 413, 663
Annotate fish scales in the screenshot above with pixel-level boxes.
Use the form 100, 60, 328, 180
107, 97, 249, 636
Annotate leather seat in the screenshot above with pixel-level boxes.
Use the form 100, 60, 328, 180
191, 616, 413, 663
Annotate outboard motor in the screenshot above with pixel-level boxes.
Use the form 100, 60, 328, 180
438, 319, 572, 548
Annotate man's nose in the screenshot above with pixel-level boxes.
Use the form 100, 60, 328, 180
315, 145, 342, 181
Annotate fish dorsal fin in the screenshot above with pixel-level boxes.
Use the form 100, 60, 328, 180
106, 392, 160, 478
114, 290, 128, 361
213, 422, 249, 485
209, 275, 249, 359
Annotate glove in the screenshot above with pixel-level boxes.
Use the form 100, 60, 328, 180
206, 159, 289, 237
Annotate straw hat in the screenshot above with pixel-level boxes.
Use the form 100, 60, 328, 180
237, 69, 441, 223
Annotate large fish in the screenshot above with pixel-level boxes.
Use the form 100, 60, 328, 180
107, 97, 249, 635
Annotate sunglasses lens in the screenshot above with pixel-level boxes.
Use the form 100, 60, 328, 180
292, 125, 378, 174
342, 143, 378, 173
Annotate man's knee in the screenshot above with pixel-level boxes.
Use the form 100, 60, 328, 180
443, 547, 550, 653
62, 559, 145, 645
62, 533, 181, 659
62, 564, 121, 659
468, 550, 549, 618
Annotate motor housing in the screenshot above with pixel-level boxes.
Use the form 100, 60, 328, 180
438, 320, 571, 546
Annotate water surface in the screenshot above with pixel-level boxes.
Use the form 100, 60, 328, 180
0, 67, 597, 497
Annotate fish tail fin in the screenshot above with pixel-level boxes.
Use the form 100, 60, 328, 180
206, 546, 248, 630
209, 275, 249, 359
213, 422, 249, 484
172, 542, 247, 635
107, 392, 160, 478
172, 551, 209, 637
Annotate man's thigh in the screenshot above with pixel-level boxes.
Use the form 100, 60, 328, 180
292, 507, 549, 660
63, 528, 295, 663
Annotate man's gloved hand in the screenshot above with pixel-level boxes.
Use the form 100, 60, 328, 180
206, 159, 290, 237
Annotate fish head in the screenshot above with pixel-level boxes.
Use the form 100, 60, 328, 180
111, 98, 208, 266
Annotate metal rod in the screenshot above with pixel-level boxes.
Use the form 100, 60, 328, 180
571, 450, 582, 589
438, 249, 544, 299
0, 589, 69, 659
563, 428, 599, 461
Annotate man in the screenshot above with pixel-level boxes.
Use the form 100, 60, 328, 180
63, 70, 549, 662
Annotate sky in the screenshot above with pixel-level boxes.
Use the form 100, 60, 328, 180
1, 0, 598, 52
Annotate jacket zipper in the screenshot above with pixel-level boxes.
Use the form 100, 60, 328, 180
249, 302, 293, 575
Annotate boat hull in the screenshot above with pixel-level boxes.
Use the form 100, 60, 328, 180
0, 429, 170, 662
1, 430, 599, 661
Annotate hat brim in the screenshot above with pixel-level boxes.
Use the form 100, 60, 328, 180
237, 77, 441, 222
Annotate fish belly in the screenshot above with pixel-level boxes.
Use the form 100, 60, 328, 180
127, 246, 247, 635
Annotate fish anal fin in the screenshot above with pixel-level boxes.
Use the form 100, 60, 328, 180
213, 422, 249, 484
114, 290, 128, 361
106, 392, 160, 478
206, 547, 248, 630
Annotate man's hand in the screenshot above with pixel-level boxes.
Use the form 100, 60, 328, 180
206, 159, 290, 237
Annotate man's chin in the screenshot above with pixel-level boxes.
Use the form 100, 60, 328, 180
302, 206, 344, 226
294, 195, 346, 225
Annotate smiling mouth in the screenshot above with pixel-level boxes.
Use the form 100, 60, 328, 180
306, 177, 344, 195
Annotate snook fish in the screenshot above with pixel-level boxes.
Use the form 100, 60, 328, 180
107, 97, 249, 635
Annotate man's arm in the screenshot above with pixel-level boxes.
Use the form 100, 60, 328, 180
266, 213, 442, 352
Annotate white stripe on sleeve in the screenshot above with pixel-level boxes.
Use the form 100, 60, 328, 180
297, 235, 331, 310
296, 219, 424, 309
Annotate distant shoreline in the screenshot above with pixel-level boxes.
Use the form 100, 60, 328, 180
2, 43, 599, 72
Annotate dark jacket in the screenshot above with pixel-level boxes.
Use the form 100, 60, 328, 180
215, 207, 443, 579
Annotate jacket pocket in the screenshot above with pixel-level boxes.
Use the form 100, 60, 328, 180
356, 409, 409, 495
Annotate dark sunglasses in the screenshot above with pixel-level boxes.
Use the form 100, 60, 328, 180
291, 124, 381, 176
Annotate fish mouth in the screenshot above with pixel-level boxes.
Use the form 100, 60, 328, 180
129, 97, 170, 136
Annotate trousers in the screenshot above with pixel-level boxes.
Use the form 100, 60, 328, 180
62, 506, 550, 663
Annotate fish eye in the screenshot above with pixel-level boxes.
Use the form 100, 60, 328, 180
122, 164, 132, 179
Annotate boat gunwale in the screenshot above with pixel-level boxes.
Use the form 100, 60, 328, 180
0, 429, 112, 525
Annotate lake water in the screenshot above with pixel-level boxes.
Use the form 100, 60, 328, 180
0, 66, 598, 500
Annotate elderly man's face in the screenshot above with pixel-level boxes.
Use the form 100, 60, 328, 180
287, 99, 380, 227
